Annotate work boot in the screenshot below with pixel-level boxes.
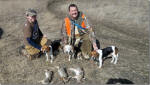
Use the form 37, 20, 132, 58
33, 53, 41, 58
18, 45, 25, 55
20, 48, 34, 60
27, 54, 34, 60
38, 51, 44, 58
21, 49, 28, 56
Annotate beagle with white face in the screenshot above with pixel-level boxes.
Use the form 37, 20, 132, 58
42, 45, 54, 63
63, 44, 75, 61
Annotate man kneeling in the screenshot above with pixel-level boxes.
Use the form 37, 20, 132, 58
61, 4, 98, 59
22, 8, 51, 60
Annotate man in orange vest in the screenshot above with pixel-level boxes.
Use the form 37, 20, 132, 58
61, 4, 98, 59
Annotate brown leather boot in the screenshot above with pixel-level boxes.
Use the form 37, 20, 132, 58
27, 54, 34, 60
21, 49, 33, 60
31, 52, 42, 59
21, 49, 28, 56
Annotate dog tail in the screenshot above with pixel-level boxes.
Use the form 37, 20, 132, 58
115, 47, 118, 55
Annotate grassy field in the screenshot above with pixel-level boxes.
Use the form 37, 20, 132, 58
0, 0, 149, 84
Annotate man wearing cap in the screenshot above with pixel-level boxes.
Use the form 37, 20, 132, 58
61, 4, 98, 59
23, 8, 49, 60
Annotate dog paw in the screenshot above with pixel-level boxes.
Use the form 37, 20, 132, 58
50, 60, 53, 63
46, 60, 51, 65
68, 59, 71, 61
82, 77, 86, 80
78, 57, 82, 60
114, 62, 117, 64
98, 66, 102, 68
111, 61, 113, 63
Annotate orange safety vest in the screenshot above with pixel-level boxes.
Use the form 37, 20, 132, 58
64, 14, 86, 37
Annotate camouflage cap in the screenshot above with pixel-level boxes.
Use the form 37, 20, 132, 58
25, 8, 37, 16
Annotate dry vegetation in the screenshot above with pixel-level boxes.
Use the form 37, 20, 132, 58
0, 0, 149, 84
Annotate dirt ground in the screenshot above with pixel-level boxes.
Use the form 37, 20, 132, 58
0, 0, 149, 84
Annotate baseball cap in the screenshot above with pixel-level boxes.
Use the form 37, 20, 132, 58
26, 8, 37, 16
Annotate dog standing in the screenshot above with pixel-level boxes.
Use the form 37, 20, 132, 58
63, 44, 75, 61
42, 45, 54, 63
91, 46, 119, 68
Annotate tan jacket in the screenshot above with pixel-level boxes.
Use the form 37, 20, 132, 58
23, 20, 43, 46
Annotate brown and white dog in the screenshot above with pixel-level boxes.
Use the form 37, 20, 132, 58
90, 46, 119, 68
42, 45, 54, 63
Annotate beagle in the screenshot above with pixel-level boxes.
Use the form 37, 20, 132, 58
63, 44, 75, 61
42, 45, 54, 63
90, 46, 119, 68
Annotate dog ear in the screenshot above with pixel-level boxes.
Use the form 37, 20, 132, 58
91, 50, 99, 57
90, 51, 95, 57
43, 45, 50, 52
46, 46, 50, 51
41, 45, 48, 52
95, 52, 99, 56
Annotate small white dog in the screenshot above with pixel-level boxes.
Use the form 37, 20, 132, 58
42, 45, 54, 63
91, 46, 119, 68
63, 44, 75, 61
68, 67, 85, 83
